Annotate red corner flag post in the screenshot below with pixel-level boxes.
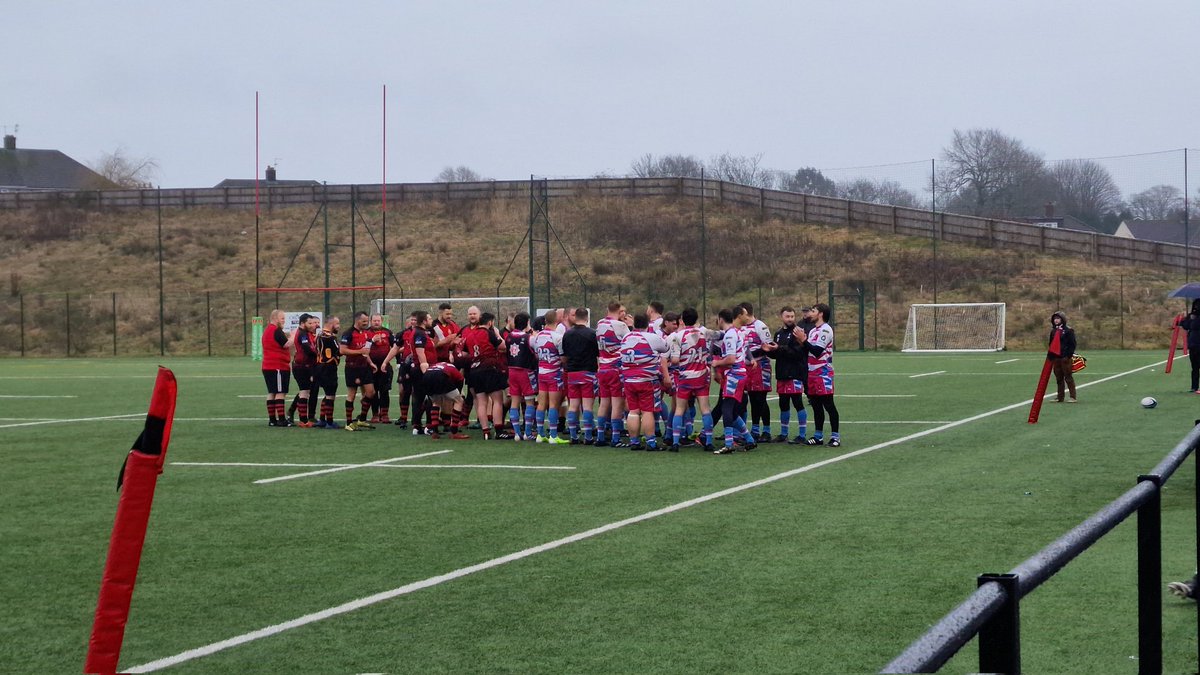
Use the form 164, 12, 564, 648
85, 367, 177, 675
1028, 330, 1062, 424
1167, 313, 1185, 374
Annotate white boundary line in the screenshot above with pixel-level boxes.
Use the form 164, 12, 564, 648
995, 358, 1019, 364
909, 370, 946, 378
0, 394, 78, 398
252, 451, 453, 485
0, 413, 144, 429
123, 358, 1166, 673
174, 461, 575, 471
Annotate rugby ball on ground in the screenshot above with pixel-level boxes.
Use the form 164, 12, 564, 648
1141, 397, 1158, 409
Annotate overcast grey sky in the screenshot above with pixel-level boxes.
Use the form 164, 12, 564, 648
4, 1, 1197, 188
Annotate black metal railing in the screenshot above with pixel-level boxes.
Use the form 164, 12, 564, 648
882, 423, 1200, 674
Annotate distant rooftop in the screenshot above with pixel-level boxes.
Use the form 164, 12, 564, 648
0, 135, 114, 191
214, 166, 320, 189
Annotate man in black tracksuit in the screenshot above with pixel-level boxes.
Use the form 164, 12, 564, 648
767, 306, 811, 444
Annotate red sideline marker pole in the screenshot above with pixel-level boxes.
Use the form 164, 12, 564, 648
1028, 331, 1062, 424
1167, 313, 1184, 374
85, 367, 177, 675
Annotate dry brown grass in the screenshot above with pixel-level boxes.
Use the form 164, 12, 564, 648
0, 194, 1185, 355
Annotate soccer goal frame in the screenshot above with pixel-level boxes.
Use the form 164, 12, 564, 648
369, 296, 532, 325
902, 302, 1006, 352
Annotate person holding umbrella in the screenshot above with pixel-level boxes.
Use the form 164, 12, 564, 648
1178, 299, 1200, 392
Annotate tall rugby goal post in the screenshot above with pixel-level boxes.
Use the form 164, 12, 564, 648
902, 303, 1006, 352
369, 296, 531, 326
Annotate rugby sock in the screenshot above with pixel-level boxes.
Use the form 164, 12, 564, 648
751, 419, 760, 436
400, 400, 410, 422
812, 430, 823, 442
429, 407, 442, 432
359, 396, 372, 421
451, 408, 465, 433
547, 409, 560, 439
321, 398, 334, 423
701, 413, 714, 446
595, 416, 609, 443
672, 414, 683, 445
567, 410, 579, 440
524, 404, 536, 439
345, 400, 355, 425
288, 394, 300, 419
298, 395, 310, 423
780, 410, 791, 437
798, 409, 808, 440
509, 405, 521, 433
831, 431, 840, 441
308, 395, 318, 422
582, 410, 594, 442
646, 433, 657, 449
535, 409, 546, 438
684, 405, 695, 437
266, 400, 275, 422
611, 417, 624, 443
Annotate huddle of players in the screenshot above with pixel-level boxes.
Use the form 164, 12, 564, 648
263, 300, 841, 452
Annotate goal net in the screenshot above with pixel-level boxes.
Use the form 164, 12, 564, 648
369, 296, 531, 327
902, 303, 1006, 352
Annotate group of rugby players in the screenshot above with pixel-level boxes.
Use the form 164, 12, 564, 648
259, 300, 841, 453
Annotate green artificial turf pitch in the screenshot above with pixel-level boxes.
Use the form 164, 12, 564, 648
1, 352, 1198, 673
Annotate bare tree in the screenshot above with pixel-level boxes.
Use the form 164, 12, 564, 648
630, 153, 704, 178
88, 147, 158, 188
839, 178, 922, 208
779, 167, 837, 196
434, 166, 485, 182
706, 152, 775, 188
937, 128, 1050, 217
1128, 184, 1184, 220
1047, 159, 1123, 226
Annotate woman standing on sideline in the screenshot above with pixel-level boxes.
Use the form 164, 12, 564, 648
1177, 300, 1200, 392
1049, 311, 1077, 403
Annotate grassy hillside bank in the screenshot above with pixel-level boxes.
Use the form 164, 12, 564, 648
0, 194, 1186, 356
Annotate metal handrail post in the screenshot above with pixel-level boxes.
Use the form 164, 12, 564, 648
977, 573, 1021, 674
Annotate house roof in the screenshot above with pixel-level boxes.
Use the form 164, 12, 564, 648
0, 147, 114, 190
1016, 215, 1100, 233
1116, 219, 1200, 245
213, 178, 322, 188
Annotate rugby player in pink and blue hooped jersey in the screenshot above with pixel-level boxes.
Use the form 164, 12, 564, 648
531, 310, 569, 444
619, 313, 670, 451
669, 307, 715, 451
712, 306, 759, 454
594, 302, 630, 447
738, 302, 775, 442
796, 302, 840, 447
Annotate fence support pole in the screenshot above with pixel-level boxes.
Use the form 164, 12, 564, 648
19, 293, 25, 357
65, 292, 71, 357
242, 290, 248, 356
976, 573, 1021, 674
1136, 474, 1163, 674
112, 292, 117, 356
206, 290, 212, 357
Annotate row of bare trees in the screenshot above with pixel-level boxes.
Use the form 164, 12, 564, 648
629, 132, 1196, 233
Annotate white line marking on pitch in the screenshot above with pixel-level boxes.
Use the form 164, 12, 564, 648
838, 394, 917, 398
253, 451, 454, 484
0, 394, 78, 398
840, 421, 951, 424
0, 413, 144, 429
175, 461, 575, 471
995, 358, 1019, 364
909, 370, 946, 379
122, 359, 1164, 673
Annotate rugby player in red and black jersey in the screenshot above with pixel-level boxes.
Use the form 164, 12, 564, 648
261, 309, 296, 427
314, 316, 342, 428
383, 315, 417, 428
422, 362, 471, 440
365, 314, 395, 423
432, 303, 461, 364
287, 313, 320, 427
339, 311, 378, 431
403, 310, 440, 434
462, 311, 508, 439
